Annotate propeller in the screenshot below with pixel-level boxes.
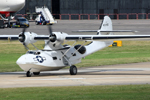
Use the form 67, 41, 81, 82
19, 28, 26, 42
46, 26, 56, 45
19, 28, 29, 50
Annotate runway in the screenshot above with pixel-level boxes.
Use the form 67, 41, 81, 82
0, 62, 150, 88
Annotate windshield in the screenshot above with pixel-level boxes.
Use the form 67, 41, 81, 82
19, 19, 27, 21
26, 51, 40, 55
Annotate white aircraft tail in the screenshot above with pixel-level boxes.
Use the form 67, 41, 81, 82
72, 16, 136, 35
98, 16, 113, 35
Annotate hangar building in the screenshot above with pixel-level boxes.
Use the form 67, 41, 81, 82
19, 0, 150, 19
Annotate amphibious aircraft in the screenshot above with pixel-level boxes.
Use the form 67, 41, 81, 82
0, 0, 25, 26
0, 16, 150, 77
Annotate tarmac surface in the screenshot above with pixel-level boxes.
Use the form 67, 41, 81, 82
0, 62, 150, 88
0, 19, 150, 88
1, 19, 150, 35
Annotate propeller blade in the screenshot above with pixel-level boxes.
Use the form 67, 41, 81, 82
22, 28, 27, 35
23, 43, 29, 50
46, 26, 53, 45
48, 26, 53, 35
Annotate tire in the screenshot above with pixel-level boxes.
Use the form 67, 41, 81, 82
26, 71, 32, 77
42, 21, 46, 25
4, 24, 8, 28
35, 21, 38, 25
70, 65, 77, 75
33, 72, 40, 75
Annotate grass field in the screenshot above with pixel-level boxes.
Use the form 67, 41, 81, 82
0, 85, 150, 100
1, 40, 150, 72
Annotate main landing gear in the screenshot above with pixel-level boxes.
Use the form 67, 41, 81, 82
69, 65, 77, 75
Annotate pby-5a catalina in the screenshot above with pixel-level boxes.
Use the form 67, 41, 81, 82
0, 16, 150, 77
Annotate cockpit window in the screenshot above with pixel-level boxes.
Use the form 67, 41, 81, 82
35, 52, 41, 55
27, 51, 35, 54
26, 51, 41, 55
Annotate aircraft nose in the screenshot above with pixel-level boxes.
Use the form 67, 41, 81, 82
16, 55, 26, 65
16, 0, 25, 10
18, 0, 25, 5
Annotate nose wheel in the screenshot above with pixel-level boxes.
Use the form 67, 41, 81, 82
70, 65, 77, 75
26, 71, 32, 77
33, 72, 40, 75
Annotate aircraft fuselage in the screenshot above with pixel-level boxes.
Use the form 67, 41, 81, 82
16, 48, 82, 73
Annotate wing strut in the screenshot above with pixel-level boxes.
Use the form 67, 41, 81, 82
61, 51, 72, 66
62, 41, 77, 58
68, 41, 87, 59
61, 41, 78, 66
31, 43, 39, 50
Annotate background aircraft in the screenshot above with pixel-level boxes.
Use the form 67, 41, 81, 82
0, 0, 25, 26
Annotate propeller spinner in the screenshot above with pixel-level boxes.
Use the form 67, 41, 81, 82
48, 26, 56, 43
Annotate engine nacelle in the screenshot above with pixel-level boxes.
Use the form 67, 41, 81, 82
19, 32, 37, 45
49, 32, 67, 47
74, 45, 86, 54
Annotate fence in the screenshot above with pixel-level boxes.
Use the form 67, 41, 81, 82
16, 13, 150, 20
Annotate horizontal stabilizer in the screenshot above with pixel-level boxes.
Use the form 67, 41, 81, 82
72, 30, 97, 32
73, 30, 137, 33
100, 30, 137, 33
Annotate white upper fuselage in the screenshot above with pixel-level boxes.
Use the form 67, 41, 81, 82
0, 0, 25, 14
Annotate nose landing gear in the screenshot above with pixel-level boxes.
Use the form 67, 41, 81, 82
26, 71, 32, 77
26, 71, 41, 77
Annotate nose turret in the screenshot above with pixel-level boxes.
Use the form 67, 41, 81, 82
16, 54, 33, 71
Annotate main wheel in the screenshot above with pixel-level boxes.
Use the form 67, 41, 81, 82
70, 65, 77, 75
26, 71, 32, 77
33, 72, 40, 75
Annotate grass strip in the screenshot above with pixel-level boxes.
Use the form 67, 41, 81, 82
0, 84, 150, 100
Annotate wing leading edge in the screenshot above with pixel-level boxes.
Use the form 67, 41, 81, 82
65, 35, 150, 41
1, 34, 150, 42
0, 35, 18, 40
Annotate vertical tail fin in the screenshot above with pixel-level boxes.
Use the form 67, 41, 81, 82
97, 16, 113, 35
72, 15, 135, 35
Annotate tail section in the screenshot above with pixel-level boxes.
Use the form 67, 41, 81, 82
97, 16, 113, 35
72, 15, 136, 34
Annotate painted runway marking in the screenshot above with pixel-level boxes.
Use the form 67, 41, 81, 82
18, 76, 150, 81
26, 78, 86, 81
